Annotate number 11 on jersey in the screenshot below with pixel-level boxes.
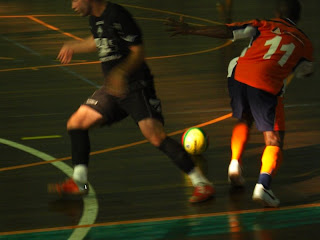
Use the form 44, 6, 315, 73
263, 35, 296, 67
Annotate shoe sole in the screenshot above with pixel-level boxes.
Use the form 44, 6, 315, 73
228, 174, 245, 187
252, 196, 279, 208
48, 184, 89, 196
189, 194, 214, 203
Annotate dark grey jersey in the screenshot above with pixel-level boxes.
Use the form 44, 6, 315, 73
89, 2, 154, 90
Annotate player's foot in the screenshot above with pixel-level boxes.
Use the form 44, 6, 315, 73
189, 183, 215, 203
252, 183, 280, 207
228, 160, 245, 187
48, 178, 89, 196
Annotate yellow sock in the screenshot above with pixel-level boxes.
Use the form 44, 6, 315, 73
231, 122, 249, 164
260, 146, 282, 175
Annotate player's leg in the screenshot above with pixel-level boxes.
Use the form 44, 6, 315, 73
249, 87, 282, 207
67, 105, 104, 184
228, 118, 252, 187
258, 96, 285, 188
138, 118, 214, 203
48, 105, 104, 195
124, 88, 214, 203
49, 87, 124, 196
227, 77, 252, 187
274, 96, 285, 150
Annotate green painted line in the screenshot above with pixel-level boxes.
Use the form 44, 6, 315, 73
21, 135, 62, 140
0, 138, 98, 240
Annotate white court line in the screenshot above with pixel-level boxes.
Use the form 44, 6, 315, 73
0, 138, 98, 240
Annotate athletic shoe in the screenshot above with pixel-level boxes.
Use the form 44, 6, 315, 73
228, 160, 245, 187
48, 178, 89, 196
252, 183, 280, 207
189, 183, 215, 203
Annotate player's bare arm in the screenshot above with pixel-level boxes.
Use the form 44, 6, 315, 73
165, 16, 233, 39
57, 35, 96, 64
105, 44, 145, 98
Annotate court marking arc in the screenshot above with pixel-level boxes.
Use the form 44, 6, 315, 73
0, 138, 98, 240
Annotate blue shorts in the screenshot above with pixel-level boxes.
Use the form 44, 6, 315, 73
228, 76, 278, 132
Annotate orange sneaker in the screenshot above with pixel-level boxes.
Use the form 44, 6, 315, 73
189, 183, 215, 203
48, 178, 88, 196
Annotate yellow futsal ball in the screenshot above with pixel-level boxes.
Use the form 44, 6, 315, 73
181, 127, 208, 155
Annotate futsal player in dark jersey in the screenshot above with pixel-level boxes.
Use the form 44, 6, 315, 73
165, 0, 314, 207
49, 0, 214, 203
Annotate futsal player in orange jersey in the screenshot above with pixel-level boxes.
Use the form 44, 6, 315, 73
165, 0, 314, 207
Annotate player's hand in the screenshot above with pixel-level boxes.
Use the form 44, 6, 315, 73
164, 16, 191, 36
105, 67, 129, 98
57, 44, 74, 64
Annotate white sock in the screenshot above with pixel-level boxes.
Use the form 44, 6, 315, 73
73, 164, 88, 183
188, 166, 211, 186
229, 159, 240, 168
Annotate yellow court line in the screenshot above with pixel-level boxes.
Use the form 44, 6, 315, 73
1, 201, 320, 236
21, 135, 62, 140
27, 16, 83, 41
147, 40, 232, 60
0, 61, 99, 72
0, 57, 14, 60
0, 11, 229, 73
122, 4, 223, 25
0, 113, 232, 172
0, 14, 78, 18
0, 41, 232, 73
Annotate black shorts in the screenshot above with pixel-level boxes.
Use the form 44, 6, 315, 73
83, 86, 164, 126
228, 76, 278, 132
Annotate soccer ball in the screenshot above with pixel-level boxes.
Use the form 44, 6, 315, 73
181, 127, 209, 155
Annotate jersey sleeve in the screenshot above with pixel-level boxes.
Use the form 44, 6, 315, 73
226, 19, 261, 41
294, 60, 314, 78
114, 6, 143, 46
294, 38, 314, 78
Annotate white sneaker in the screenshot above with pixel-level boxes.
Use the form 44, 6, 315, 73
252, 183, 280, 207
228, 160, 245, 187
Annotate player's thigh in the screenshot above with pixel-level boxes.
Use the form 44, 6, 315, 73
228, 77, 252, 121
120, 88, 164, 125
83, 86, 128, 126
67, 105, 104, 130
120, 88, 165, 146
247, 87, 278, 132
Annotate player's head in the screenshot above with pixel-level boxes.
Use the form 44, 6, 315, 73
71, 0, 92, 17
275, 0, 301, 23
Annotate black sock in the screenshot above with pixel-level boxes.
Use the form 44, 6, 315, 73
68, 129, 90, 166
158, 137, 195, 174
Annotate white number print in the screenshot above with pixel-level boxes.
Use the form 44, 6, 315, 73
263, 35, 295, 67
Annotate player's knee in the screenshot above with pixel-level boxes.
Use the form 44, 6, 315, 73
67, 115, 86, 130
67, 106, 103, 130
66, 110, 89, 130
148, 134, 166, 147
265, 135, 281, 146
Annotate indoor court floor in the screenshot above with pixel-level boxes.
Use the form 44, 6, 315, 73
0, 0, 320, 239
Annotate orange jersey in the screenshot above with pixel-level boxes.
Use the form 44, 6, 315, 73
227, 18, 313, 95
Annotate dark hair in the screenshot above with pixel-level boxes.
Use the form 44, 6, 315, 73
276, 0, 301, 23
